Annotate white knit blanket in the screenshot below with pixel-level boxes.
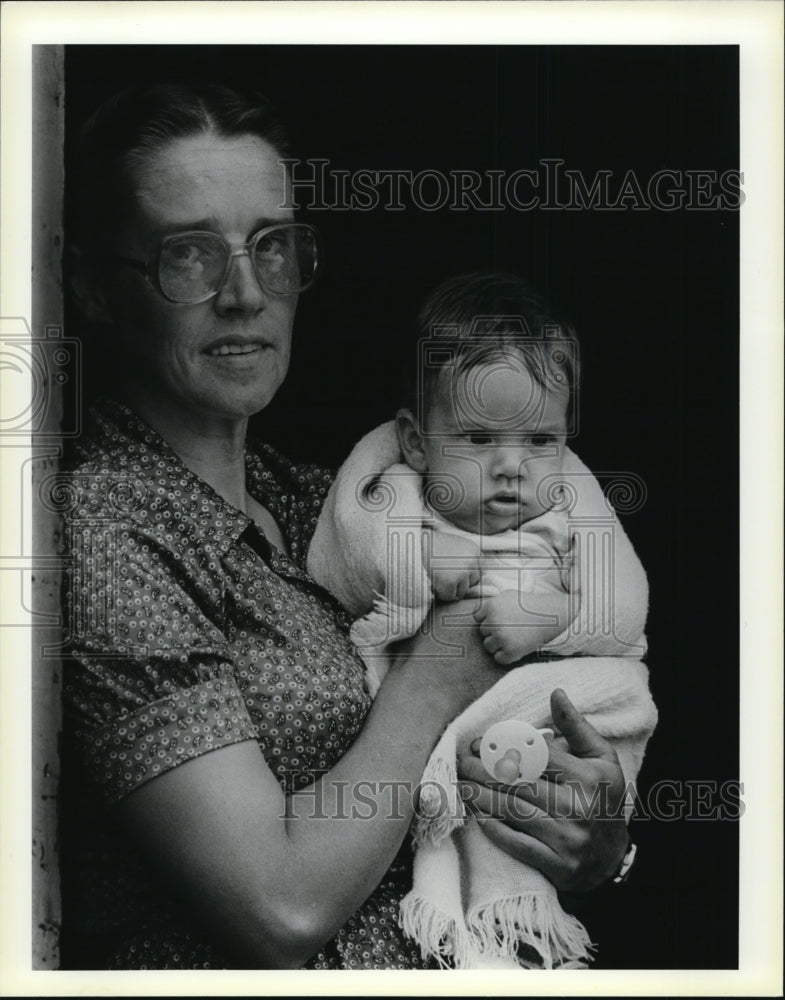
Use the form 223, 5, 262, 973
307, 423, 650, 670
402, 657, 657, 968
307, 422, 656, 968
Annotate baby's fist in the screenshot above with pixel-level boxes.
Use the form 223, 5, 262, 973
428, 533, 482, 602
431, 565, 481, 602
474, 590, 539, 665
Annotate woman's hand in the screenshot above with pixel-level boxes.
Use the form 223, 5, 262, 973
457, 688, 629, 892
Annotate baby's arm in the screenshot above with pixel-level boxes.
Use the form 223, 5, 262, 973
427, 529, 482, 602
474, 588, 574, 666
427, 529, 576, 664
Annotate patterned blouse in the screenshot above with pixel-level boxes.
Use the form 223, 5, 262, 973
60, 397, 427, 970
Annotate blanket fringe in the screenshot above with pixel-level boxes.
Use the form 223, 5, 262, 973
399, 891, 477, 969
350, 593, 430, 697
413, 746, 464, 846
350, 592, 429, 650
400, 889, 594, 970
466, 893, 595, 970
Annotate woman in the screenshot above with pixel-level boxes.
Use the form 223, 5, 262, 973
61, 83, 630, 970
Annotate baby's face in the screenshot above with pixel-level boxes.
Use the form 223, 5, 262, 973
421, 358, 569, 535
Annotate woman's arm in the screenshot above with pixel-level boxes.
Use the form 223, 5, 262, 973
115, 603, 503, 969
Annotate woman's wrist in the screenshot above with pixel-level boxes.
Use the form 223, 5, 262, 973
383, 653, 470, 722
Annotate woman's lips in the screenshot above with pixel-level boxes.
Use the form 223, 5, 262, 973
206, 342, 266, 357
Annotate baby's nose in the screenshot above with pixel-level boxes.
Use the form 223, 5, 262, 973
492, 447, 524, 478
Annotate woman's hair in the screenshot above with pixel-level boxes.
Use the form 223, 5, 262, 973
405, 272, 580, 427
73, 82, 291, 249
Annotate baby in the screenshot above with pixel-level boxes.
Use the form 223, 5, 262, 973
392, 271, 578, 668
309, 272, 605, 689
307, 272, 654, 968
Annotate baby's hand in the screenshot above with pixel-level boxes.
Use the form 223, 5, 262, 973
428, 532, 482, 603
474, 590, 570, 666
431, 564, 481, 602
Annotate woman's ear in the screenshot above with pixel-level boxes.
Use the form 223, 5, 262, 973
68, 245, 113, 325
396, 408, 428, 474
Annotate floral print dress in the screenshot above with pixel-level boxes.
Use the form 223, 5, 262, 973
60, 398, 428, 970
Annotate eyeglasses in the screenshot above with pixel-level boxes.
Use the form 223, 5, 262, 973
110, 223, 322, 304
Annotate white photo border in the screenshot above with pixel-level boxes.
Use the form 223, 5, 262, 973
1, 1, 782, 996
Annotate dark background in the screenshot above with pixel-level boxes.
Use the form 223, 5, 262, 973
64, 44, 740, 970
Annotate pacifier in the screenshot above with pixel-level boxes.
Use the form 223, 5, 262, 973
479, 720, 554, 785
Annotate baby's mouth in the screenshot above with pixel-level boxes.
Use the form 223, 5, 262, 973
485, 494, 524, 514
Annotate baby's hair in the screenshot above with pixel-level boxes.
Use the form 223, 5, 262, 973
406, 272, 580, 427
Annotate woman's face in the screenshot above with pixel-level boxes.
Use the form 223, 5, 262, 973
100, 132, 298, 426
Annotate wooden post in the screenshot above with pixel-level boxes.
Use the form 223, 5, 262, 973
31, 43, 65, 971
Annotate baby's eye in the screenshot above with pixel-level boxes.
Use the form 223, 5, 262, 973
528, 434, 557, 447
467, 433, 493, 445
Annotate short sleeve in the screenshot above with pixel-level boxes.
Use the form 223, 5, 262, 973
62, 519, 257, 805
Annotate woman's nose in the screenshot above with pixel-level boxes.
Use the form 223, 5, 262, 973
213, 249, 267, 313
